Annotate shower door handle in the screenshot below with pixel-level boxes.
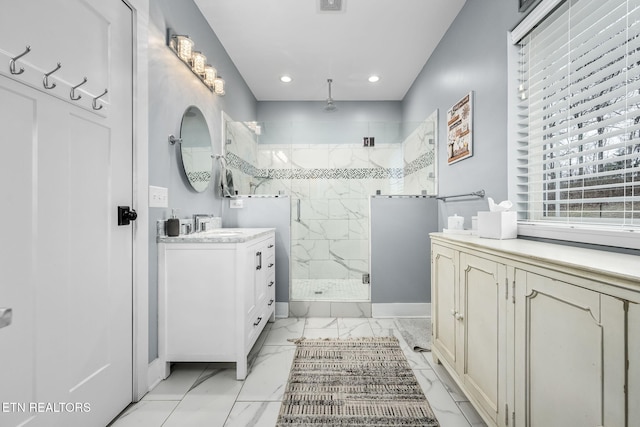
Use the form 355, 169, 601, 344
295, 199, 301, 222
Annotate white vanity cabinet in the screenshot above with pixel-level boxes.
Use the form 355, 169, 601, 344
158, 229, 276, 380
431, 233, 640, 427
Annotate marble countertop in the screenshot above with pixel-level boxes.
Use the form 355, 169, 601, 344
158, 228, 275, 244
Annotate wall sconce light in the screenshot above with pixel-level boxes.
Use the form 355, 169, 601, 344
167, 29, 225, 95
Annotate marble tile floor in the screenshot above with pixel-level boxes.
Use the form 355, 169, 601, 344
109, 317, 487, 427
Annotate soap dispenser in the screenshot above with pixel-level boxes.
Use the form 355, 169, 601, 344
167, 209, 180, 237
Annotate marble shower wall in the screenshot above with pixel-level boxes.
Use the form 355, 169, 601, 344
403, 111, 438, 195
283, 143, 404, 283
223, 119, 437, 287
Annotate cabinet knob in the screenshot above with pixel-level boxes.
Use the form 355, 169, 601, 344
253, 317, 262, 326
455, 313, 464, 321
268, 299, 274, 306
268, 244, 274, 248
268, 281, 274, 287
450, 309, 457, 316
268, 263, 274, 268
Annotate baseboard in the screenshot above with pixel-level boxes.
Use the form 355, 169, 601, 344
146, 358, 165, 395
275, 302, 289, 318
371, 303, 431, 318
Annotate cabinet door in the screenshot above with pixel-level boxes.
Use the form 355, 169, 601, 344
431, 244, 458, 370
265, 237, 276, 318
514, 271, 625, 427
244, 241, 261, 319
459, 252, 507, 426
254, 241, 268, 305
628, 301, 640, 424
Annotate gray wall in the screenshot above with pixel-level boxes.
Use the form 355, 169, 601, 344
370, 197, 439, 303
402, 0, 523, 230
148, 0, 257, 361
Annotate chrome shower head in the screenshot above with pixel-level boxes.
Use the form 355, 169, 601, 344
324, 78, 337, 112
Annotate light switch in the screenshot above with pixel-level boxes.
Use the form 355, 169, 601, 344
149, 186, 169, 208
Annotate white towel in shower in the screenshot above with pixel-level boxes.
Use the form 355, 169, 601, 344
218, 157, 235, 197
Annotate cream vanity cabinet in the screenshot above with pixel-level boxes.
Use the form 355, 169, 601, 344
431, 243, 509, 426
158, 229, 276, 380
431, 233, 640, 427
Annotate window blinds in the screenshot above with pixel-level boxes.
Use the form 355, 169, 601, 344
517, 0, 640, 228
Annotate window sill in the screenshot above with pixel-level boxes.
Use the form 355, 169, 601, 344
518, 222, 640, 251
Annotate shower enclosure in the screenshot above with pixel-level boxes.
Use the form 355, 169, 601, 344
224, 112, 437, 303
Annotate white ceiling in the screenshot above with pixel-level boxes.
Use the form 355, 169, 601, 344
194, 0, 466, 102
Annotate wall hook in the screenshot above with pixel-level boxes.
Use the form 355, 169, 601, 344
43, 62, 62, 89
92, 89, 108, 110
70, 77, 88, 100
168, 134, 182, 145
9, 45, 31, 75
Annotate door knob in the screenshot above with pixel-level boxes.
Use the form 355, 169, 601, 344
118, 206, 138, 226
0, 308, 12, 329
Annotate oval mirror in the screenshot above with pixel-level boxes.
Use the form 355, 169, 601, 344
179, 106, 213, 192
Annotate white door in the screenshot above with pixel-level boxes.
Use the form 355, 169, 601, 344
0, 1, 134, 426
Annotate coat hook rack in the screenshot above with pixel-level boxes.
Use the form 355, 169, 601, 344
92, 89, 108, 110
70, 77, 88, 100
9, 45, 31, 75
43, 62, 62, 89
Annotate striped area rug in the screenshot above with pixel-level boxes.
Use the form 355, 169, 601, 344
276, 337, 439, 426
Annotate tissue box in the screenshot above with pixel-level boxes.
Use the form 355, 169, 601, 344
477, 211, 517, 239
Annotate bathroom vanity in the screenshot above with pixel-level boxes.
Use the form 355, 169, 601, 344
430, 233, 639, 427
158, 228, 276, 380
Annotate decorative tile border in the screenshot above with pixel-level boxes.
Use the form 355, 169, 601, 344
226, 150, 433, 181
226, 151, 263, 177
186, 171, 211, 183
405, 151, 435, 176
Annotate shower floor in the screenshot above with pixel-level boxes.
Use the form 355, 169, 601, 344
291, 278, 370, 301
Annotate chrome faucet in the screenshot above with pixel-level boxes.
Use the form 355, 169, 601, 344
194, 214, 208, 232
193, 214, 220, 232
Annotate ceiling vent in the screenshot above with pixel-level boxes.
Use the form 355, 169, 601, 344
320, 0, 343, 12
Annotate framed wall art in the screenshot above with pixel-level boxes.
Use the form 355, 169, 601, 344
447, 91, 473, 165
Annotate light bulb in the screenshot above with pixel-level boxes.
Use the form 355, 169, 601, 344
175, 36, 194, 63
214, 76, 225, 95
204, 65, 217, 87
191, 51, 206, 75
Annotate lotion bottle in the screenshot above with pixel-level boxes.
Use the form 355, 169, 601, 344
166, 209, 180, 237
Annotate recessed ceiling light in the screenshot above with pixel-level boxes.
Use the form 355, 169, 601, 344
368, 75, 380, 83
280, 75, 292, 83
